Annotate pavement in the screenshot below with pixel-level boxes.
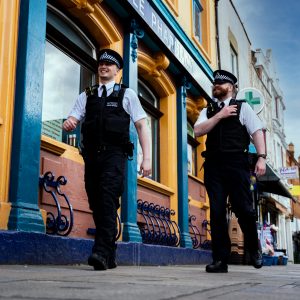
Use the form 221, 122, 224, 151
0, 263, 300, 300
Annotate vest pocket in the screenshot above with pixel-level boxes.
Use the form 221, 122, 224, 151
105, 117, 128, 133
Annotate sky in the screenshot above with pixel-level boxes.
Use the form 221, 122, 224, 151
232, 0, 300, 159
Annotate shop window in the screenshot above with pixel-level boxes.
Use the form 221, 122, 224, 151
193, 0, 203, 44
137, 80, 163, 182
42, 4, 97, 147
187, 122, 199, 176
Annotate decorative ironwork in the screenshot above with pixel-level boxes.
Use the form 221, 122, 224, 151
189, 215, 201, 249
137, 199, 181, 247
130, 19, 144, 62
201, 219, 212, 250
39, 171, 74, 236
189, 215, 212, 250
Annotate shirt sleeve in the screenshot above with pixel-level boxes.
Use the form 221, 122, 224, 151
194, 108, 208, 127
123, 88, 147, 123
240, 102, 263, 135
68, 91, 87, 122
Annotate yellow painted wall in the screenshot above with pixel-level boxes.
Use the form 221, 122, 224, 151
165, 0, 217, 69
138, 51, 178, 222
0, 0, 20, 229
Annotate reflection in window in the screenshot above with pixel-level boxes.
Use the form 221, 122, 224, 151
42, 5, 96, 147
42, 42, 94, 146
42, 42, 79, 143
187, 122, 199, 176
137, 80, 163, 182
193, 0, 203, 44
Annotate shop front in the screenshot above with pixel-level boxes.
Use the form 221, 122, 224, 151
1, 0, 216, 264
257, 163, 294, 264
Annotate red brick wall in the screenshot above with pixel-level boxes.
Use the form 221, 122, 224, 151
39, 150, 94, 238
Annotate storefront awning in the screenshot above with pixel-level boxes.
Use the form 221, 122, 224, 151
257, 163, 294, 200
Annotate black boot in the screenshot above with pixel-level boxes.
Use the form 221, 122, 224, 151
250, 249, 263, 269
88, 253, 108, 271
206, 261, 228, 273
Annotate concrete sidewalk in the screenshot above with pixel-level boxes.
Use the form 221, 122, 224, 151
0, 264, 299, 300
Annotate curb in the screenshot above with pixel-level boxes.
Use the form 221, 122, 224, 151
0, 231, 211, 265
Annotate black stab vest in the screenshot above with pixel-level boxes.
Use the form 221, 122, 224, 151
205, 99, 250, 154
81, 85, 130, 151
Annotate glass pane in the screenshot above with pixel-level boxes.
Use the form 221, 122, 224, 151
138, 80, 157, 107
193, 1, 203, 43
42, 42, 93, 146
187, 122, 195, 138
187, 144, 193, 174
137, 114, 154, 179
188, 144, 196, 176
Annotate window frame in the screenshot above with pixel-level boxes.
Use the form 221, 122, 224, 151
138, 80, 163, 182
42, 4, 98, 148
230, 44, 239, 80
46, 5, 98, 73
192, 0, 203, 44
191, 0, 211, 62
187, 121, 200, 176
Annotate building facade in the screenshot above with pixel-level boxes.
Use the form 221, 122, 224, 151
250, 48, 294, 261
0, 0, 218, 261
217, 0, 295, 263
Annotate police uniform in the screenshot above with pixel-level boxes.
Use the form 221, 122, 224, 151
194, 70, 263, 272
68, 49, 146, 270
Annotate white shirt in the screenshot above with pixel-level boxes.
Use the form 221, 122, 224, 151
194, 97, 263, 135
68, 80, 147, 123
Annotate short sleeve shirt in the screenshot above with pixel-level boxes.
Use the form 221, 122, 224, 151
68, 80, 147, 123
194, 98, 263, 135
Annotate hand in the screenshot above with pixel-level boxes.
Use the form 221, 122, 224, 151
218, 105, 237, 119
255, 157, 266, 177
63, 117, 78, 132
140, 158, 151, 178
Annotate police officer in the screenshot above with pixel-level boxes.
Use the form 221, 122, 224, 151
63, 49, 151, 270
194, 70, 266, 273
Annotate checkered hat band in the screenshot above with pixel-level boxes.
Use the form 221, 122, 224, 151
214, 73, 234, 83
99, 52, 120, 68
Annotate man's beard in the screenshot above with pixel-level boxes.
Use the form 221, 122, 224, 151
212, 85, 228, 99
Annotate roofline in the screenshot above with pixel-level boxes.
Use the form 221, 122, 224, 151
229, 0, 252, 45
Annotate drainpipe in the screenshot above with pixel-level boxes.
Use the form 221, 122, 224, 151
215, 0, 221, 69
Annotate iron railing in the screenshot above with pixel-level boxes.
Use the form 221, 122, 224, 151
137, 199, 181, 247
189, 215, 211, 249
39, 171, 74, 236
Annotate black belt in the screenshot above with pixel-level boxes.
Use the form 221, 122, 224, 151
202, 150, 248, 158
97, 145, 124, 152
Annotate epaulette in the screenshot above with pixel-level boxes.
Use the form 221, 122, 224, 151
110, 83, 127, 97
85, 84, 99, 97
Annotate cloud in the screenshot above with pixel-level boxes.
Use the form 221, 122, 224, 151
232, 0, 300, 158
42, 42, 80, 121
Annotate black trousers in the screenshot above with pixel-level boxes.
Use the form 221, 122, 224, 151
84, 150, 126, 258
204, 153, 259, 263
